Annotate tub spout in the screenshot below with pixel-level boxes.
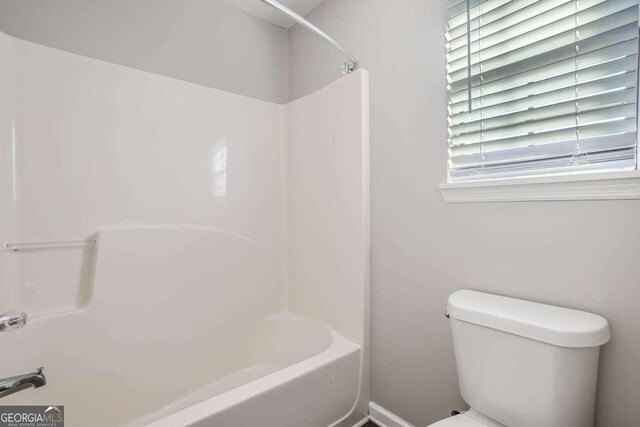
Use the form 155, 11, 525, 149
0, 367, 46, 399
0, 311, 27, 332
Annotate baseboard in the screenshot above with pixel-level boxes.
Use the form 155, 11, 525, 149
368, 402, 415, 427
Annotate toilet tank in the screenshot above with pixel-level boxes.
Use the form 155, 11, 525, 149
447, 290, 610, 427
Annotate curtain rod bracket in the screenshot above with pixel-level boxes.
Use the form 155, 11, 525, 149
341, 62, 356, 75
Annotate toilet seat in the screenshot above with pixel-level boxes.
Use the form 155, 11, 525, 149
426, 409, 506, 427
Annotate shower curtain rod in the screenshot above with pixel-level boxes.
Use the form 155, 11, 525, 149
258, 0, 358, 74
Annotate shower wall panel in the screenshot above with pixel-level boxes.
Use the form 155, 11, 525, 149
0, 31, 286, 317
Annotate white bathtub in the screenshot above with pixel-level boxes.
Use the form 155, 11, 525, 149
1, 312, 361, 427
133, 313, 361, 427
0, 227, 363, 427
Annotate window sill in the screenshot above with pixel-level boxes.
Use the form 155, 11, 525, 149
439, 171, 640, 203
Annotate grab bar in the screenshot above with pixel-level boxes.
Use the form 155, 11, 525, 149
0, 368, 46, 399
5, 240, 96, 252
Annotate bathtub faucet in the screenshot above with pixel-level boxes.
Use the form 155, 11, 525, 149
0, 367, 46, 399
0, 311, 28, 332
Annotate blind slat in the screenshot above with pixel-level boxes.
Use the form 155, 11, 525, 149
447, 0, 568, 47
451, 133, 636, 169
449, 45, 637, 109
447, 0, 511, 30
450, 115, 637, 156
450, 103, 637, 147
448, 22, 637, 91
451, 87, 637, 138
450, 71, 637, 129
447, 0, 634, 59
450, 150, 636, 181
448, 6, 637, 77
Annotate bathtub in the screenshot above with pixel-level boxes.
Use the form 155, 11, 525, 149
132, 313, 361, 427
0, 313, 361, 427
0, 227, 363, 427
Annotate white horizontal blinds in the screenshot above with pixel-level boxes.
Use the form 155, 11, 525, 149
446, 0, 639, 182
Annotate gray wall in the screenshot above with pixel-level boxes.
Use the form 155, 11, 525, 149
0, 0, 289, 103
289, 2, 640, 426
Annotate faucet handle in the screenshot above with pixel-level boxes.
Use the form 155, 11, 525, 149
0, 311, 28, 332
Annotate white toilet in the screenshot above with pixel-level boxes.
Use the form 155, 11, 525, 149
429, 290, 611, 427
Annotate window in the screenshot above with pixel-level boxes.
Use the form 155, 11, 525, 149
445, 0, 639, 183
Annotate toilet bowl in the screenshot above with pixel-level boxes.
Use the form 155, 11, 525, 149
427, 290, 610, 427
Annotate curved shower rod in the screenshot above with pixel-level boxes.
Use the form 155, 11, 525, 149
259, 0, 358, 74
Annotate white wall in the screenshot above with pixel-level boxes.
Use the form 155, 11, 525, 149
286, 70, 369, 346
0, 0, 289, 103
0, 31, 286, 317
289, 2, 640, 426
285, 70, 370, 424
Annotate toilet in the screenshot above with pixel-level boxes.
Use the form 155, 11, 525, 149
429, 290, 611, 427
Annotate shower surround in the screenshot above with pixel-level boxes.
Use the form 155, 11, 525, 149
0, 31, 369, 427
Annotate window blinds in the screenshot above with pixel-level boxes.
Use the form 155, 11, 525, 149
446, 0, 639, 182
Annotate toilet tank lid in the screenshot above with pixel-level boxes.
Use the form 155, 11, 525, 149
447, 290, 611, 348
